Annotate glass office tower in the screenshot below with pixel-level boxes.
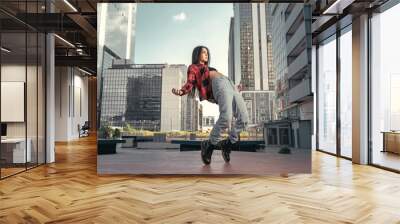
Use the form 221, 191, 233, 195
100, 60, 164, 131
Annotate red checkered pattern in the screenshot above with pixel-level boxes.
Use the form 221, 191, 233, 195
179, 63, 216, 101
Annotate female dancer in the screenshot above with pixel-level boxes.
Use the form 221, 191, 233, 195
172, 46, 249, 165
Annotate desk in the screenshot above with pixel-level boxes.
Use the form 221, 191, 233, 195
1, 138, 31, 163
382, 132, 400, 154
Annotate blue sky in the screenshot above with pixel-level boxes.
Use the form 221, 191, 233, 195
134, 3, 234, 117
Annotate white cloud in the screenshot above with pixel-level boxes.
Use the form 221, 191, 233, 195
173, 12, 187, 21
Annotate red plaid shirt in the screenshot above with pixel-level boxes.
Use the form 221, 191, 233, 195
179, 63, 217, 102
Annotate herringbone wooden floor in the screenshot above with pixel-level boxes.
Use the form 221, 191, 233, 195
1, 135, 400, 224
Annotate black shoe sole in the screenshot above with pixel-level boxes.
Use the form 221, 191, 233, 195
218, 140, 231, 163
222, 150, 230, 163
201, 141, 211, 165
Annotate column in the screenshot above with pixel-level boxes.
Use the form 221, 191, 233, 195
352, 14, 369, 164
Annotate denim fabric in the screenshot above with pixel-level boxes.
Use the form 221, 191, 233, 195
209, 75, 249, 145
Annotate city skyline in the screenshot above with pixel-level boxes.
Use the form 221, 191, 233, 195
99, 3, 281, 124
134, 3, 234, 119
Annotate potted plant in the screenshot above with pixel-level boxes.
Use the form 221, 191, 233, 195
113, 128, 121, 139
105, 125, 113, 139
98, 123, 125, 155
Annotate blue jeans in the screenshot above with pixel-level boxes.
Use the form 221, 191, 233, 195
209, 75, 249, 145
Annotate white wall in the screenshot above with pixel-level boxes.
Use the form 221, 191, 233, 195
55, 67, 89, 141
1, 65, 26, 132
1, 63, 46, 163
1, 64, 26, 81
71, 73, 89, 138
55, 67, 69, 141
1, 65, 30, 138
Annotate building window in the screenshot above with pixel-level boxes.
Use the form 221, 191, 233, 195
317, 35, 337, 154
340, 27, 352, 158
370, 3, 400, 171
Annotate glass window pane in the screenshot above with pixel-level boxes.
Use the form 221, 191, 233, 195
1, 30, 28, 177
371, 4, 400, 171
27, 31, 38, 169
340, 28, 352, 158
38, 32, 46, 165
318, 36, 337, 154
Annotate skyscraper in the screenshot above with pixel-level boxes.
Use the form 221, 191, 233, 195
242, 90, 275, 124
229, 3, 276, 125
97, 3, 137, 74
228, 17, 236, 83
230, 3, 274, 91
265, 4, 276, 92
100, 60, 164, 130
161, 64, 187, 132
182, 96, 202, 132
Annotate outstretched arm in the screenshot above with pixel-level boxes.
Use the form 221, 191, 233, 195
171, 65, 197, 96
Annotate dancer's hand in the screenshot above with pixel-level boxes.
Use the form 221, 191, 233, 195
237, 84, 243, 92
172, 88, 182, 96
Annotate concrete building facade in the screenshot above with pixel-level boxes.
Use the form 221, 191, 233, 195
266, 3, 313, 149
160, 64, 187, 132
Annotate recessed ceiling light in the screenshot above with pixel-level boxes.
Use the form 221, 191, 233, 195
1, 47, 11, 53
78, 67, 92, 76
322, 0, 342, 14
63, 0, 78, 12
54, 34, 75, 48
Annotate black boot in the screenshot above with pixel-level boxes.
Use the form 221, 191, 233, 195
201, 140, 216, 165
218, 139, 238, 163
